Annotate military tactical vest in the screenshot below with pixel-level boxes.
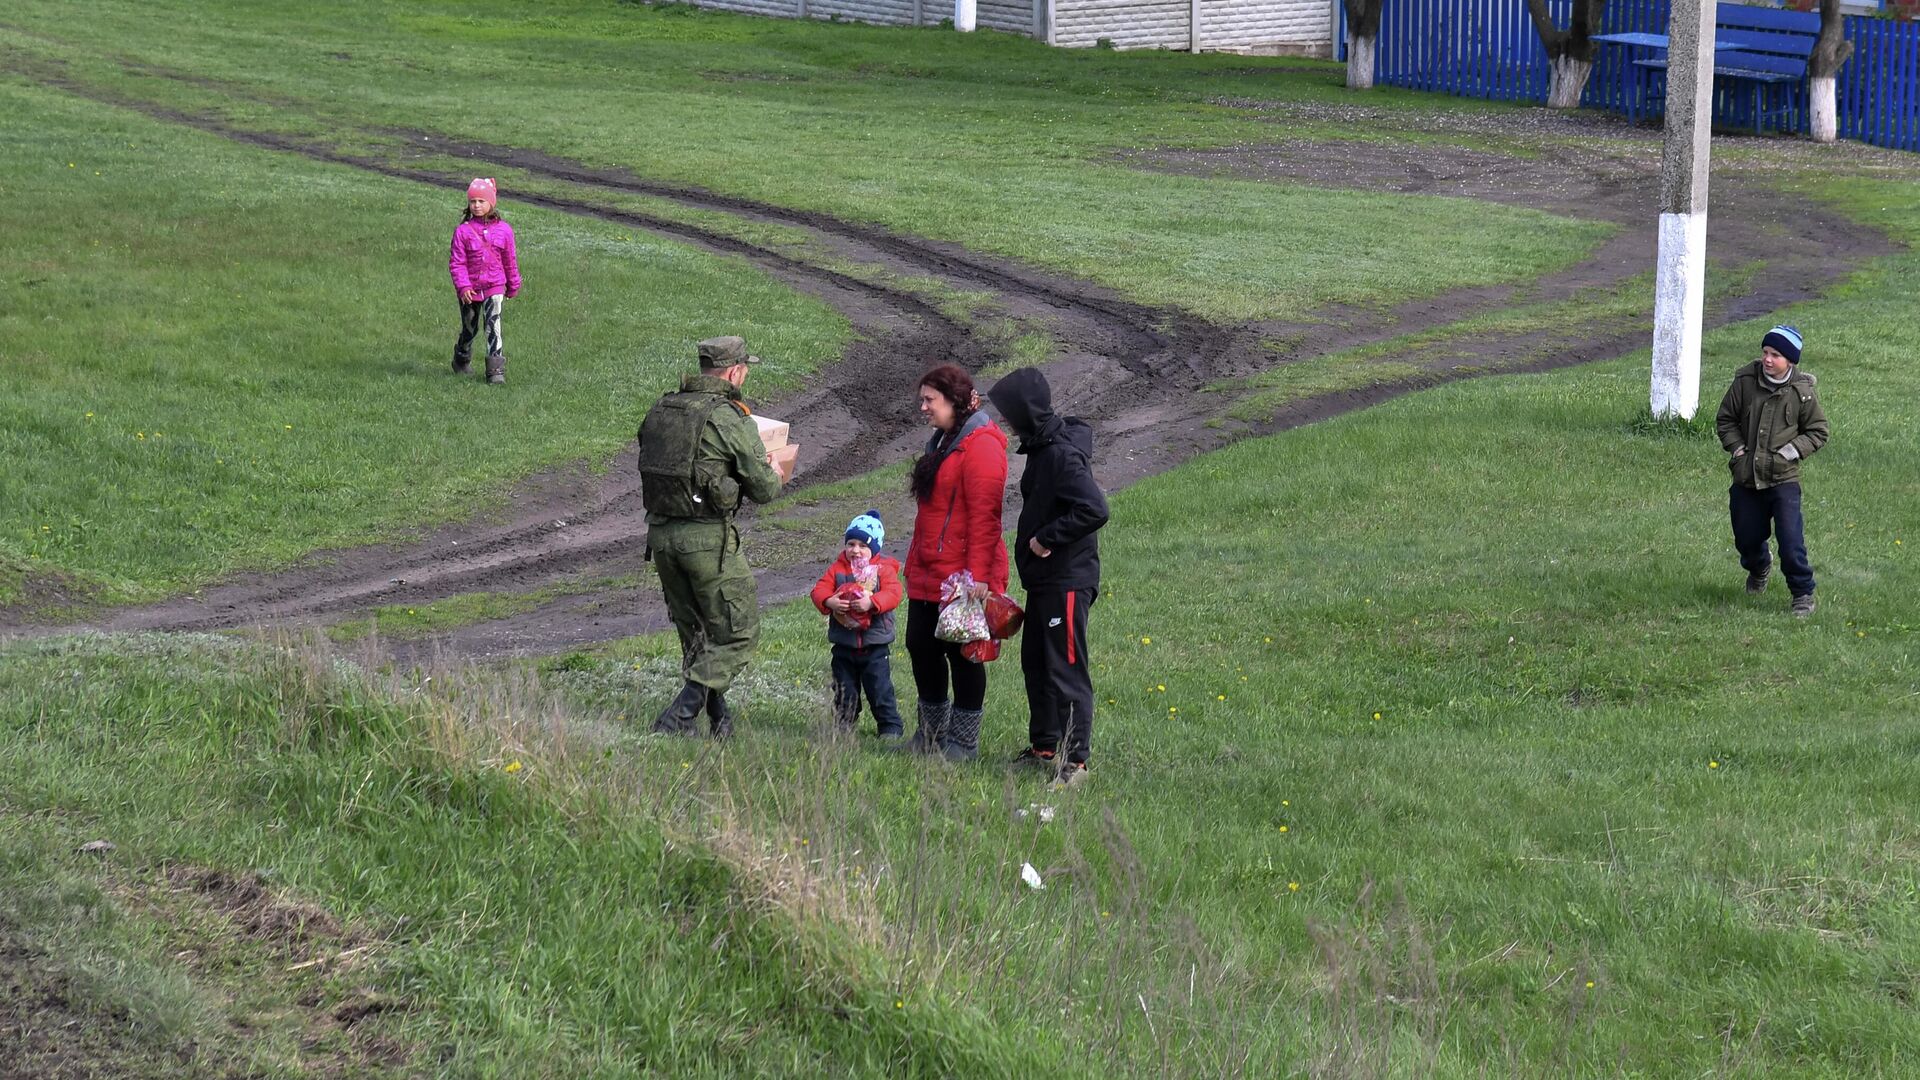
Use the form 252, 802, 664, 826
637, 391, 742, 521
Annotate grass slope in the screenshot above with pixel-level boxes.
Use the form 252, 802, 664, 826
6, 177, 1919, 1075
0, 635, 1051, 1078
0, 0, 1611, 321
0, 82, 847, 603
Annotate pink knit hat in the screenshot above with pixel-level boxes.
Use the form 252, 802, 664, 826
466, 177, 497, 205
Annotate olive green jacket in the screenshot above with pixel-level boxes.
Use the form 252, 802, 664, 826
643, 374, 783, 526
1715, 361, 1829, 490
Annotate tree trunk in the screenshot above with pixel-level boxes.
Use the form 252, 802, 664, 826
1807, 0, 1853, 144
1546, 55, 1593, 109
1525, 0, 1607, 109
1344, 0, 1382, 91
1809, 74, 1838, 143
1347, 33, 1376, 90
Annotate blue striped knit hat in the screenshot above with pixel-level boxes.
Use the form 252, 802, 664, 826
1762, 325, 1803, 365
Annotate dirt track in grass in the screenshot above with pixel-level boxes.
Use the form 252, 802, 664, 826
0, 45, 1905, 658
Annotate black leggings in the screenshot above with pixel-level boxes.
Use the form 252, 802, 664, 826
905, 599, 986, 711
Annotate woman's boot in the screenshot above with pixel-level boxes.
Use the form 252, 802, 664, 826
901, 699, 948, 754
940, 706, 983, 762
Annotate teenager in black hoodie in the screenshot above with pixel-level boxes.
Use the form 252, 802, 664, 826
986, 368, 1111, 787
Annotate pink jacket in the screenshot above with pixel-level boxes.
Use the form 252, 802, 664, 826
449, 217, 521, 299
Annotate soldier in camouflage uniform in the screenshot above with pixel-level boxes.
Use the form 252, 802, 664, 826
638, 336, 789, 736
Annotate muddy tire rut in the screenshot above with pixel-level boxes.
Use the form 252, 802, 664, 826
0, 46, 1901, 657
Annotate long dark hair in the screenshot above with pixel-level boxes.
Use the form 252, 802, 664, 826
909, 365, 977, 503
461, 206, 503, 223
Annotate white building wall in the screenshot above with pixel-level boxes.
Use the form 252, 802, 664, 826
1051, 0, 1190, 49
686, 0, 1331, 51
1198, 0, 1331, 51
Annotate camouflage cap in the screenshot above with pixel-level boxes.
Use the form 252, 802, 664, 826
697, 336, 761, 369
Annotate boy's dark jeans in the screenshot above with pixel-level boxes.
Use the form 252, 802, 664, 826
1020, 588, 1097, 766
831, 643, 902, 736
1730, 482, 1814, 597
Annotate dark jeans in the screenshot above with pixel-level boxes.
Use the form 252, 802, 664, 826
831, 643, 902, 736
1020, 588, 1097, 766
1730, 482, 1814, 597
905, 599, 986, 711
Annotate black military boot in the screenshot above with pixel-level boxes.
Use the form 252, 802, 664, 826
650, 682, 706, 736
706, 689, 736, 740
485, 353, 506, 385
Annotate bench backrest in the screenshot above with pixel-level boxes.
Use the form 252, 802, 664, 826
1715, 4, 1819, 77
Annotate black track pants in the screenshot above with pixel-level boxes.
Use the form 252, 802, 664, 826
1020, 588, 1096, 765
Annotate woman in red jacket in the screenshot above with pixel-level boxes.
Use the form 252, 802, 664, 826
901, 365, 1010, 761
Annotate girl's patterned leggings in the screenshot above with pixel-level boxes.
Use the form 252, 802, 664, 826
454, 295, 504, 360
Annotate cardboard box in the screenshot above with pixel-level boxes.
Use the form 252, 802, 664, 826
769, 442, 799, 483
754, 415, 789, 452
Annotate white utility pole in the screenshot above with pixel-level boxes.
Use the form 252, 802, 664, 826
1650, 0, 1717, 419
955, 0, 977, 31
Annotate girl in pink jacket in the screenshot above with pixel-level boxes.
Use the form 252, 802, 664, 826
448, 178, 522, 384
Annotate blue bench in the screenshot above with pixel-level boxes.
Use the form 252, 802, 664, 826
1633, 5, 1820, 134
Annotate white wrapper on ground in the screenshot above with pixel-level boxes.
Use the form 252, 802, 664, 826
1020, 862, 1045, 890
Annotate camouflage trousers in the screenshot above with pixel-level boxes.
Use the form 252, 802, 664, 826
649, 519, 759, 693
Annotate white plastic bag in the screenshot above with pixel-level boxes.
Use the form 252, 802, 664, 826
935, 570, 990, 644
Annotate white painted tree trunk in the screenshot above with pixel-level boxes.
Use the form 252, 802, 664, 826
955, 0, 976, 31
1810, 74, 1838, 143
1347, 34, 1375, 90
1545, 55, 1593, 109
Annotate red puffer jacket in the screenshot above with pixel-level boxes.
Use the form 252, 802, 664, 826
904, 416, 1010, 602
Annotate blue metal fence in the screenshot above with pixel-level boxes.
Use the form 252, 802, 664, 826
1337, 1, 1920, 152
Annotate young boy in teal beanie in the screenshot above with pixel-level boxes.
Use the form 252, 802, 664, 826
1716, 325, 1830, 617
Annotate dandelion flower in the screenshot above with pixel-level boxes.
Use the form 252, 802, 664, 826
1217, 695, 1226, 701
1264, 636, 1273, 643
1585, 981, 1595, 989
1156, 684, 1166, 692
503, 760, 523, 774
1288, 882, 1299, 892
1169, 707, 1177, 715
1373, 712, 1382, 720
895, 1000, 904, 1009
1141, 636, 1151, 644
1708, 761, 1719, 769
1278, 825, 1288, 833
1281, 800, 1289, 807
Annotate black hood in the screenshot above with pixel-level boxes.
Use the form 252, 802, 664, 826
988, 367, 1066, 450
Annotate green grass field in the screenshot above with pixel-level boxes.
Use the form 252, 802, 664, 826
0, 80, 849, 604
8, 179, 1920, 1072
0, 1, 1613, 603
6, 1, 1920, 1076
0, 0, 1609, 323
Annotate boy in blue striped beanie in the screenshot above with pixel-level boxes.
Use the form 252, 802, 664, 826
1715, 325, 1830, 617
